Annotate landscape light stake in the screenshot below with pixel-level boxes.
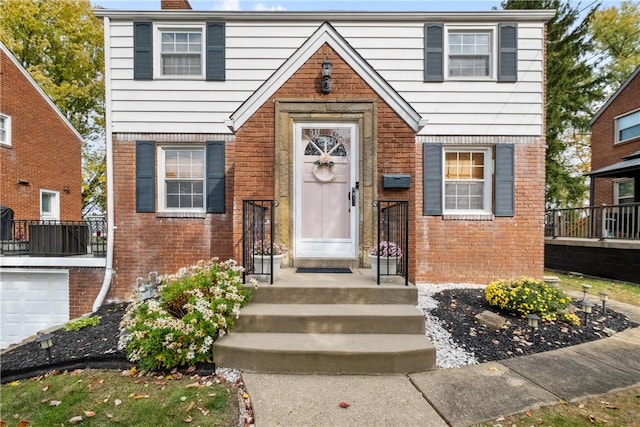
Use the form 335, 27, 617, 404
527, 314, 540, 343
599, 291, 609, 314
581, 283, 592, 301
581, 300, 593, 326
36, 333, 54, 360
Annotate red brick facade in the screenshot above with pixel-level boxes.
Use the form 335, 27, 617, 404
107, 42, 545, 297
0, 49, 83, 222
591, 70, 640, 205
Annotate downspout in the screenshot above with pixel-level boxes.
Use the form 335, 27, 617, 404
93, 16, 115, 312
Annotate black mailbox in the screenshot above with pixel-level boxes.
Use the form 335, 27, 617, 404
382, 174, 411, 189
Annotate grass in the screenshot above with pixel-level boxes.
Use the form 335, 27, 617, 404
546, 269, 640, 306
0, 369, 239, 426
474, 386, 640, 427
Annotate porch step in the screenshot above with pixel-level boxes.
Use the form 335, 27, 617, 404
246, 283, 418, 305
233, 303, 425, 334
213, 333, 436, 374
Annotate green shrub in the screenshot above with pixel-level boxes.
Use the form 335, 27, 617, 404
119, 258, 255, 371
486, 277, 579, 325
64, 316, 101, 331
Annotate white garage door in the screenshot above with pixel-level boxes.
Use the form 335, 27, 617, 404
0, 269, 69, 349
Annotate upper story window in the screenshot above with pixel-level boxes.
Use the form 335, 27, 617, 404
160, 147, 205, 210
448, 31, 491, 78
616, 110, 640, 144
0, 114, 11, 146
444, 148, 492, 213
134, 21, 225, 81
159, 28, 203, 77
424, 23, 517, 83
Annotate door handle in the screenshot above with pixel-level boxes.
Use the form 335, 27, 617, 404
351, 187, 357, 207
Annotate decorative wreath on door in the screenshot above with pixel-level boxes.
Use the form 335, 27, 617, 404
312, 153, 336, 182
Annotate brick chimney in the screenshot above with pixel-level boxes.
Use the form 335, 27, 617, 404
161, 0, 192, 9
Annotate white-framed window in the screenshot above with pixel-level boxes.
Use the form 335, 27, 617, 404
614, 179, 635, 205
447, 28, 493, 79
0, 113, 11, 146
158, 146, 205, 211
40, 189, 60, 220
155, 23, 205, 78
443, 148, 492, 213
615, 110, 640, 144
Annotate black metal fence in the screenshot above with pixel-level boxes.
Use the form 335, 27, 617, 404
242, 200, 277, 284
0, 217, 107, 257
374, 200, 409, 286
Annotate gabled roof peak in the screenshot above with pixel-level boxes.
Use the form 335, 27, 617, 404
227, 22, 424, 132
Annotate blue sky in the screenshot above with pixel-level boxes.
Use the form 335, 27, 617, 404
94, 0, 620, 12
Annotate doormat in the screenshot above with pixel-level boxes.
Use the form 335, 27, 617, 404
296, 268, 352, 274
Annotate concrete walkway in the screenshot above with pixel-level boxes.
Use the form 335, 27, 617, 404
242, 293, 640, 427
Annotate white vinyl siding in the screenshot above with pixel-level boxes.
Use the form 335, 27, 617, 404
106, 19, 545, 136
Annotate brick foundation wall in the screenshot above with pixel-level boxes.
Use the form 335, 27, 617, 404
109, 134, 235, 301
0, 50, 82, 221
415, 140, 545, 284
69, 268, 106, 318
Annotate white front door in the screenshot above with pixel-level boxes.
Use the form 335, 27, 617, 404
294, 123, 358, 259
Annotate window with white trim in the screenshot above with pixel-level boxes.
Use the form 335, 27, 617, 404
40, 189, 60, 220
156, 24, 205, 78
158, 147, 205, 211
444, 148, 492, 213
0, 114, 11, 145
614, 179, 635, 205
448, 30, 492, 78
615, 110, 640, 144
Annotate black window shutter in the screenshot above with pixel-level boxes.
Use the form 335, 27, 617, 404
423, 143, 443, 215
134, 22, 153, 80
206, 141, 225, 213
495, 144, 515, 216
498, 23, 518, 82
206, 22, 225, 81
424, 23, 444, 82
136, 141, 156, 212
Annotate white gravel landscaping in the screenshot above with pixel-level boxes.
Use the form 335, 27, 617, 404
416, 283, 487, 369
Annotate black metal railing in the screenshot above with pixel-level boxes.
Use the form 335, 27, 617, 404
0, 217, 107, 257
545, 203, 640, 240
242, 200, 277, 284
374, 200, 409, 286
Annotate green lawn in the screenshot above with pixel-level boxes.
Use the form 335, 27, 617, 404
546, 269, 640, 306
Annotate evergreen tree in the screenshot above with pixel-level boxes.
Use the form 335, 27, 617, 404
502, 0, 606, 207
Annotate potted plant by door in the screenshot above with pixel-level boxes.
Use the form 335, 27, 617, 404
368, 241, 402, 275
252, 240, 286, 280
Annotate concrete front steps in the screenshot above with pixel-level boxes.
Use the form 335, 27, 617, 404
213, 280, 436, 374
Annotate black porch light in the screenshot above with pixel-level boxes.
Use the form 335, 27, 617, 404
321, 58, 332, 93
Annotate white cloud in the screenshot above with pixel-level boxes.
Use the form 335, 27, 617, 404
252, 2, 286, 11
213, 0, 241, 10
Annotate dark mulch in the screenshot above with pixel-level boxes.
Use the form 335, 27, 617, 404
2, 290, 638, 383
1, 302, 133, 384
431, 288, 639, 363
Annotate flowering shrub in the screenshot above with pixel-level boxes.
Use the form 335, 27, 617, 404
119, 258, 255, 371
252, 240, 286, 256
370, 241, 402, 257
486, 278, 579, 325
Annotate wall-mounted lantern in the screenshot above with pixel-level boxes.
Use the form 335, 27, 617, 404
321, 58, 332, 93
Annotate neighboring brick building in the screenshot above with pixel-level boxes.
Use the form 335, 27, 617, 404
589, 65, 640, 206
0, 42, 104, 349
0, 42, 83, 222
97, 6, 553, 299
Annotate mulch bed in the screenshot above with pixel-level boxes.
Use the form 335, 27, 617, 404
431, 288, 639, 363
2, 291, 638, 383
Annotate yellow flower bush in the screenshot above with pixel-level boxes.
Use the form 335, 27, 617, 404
486, 277, 578, 325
